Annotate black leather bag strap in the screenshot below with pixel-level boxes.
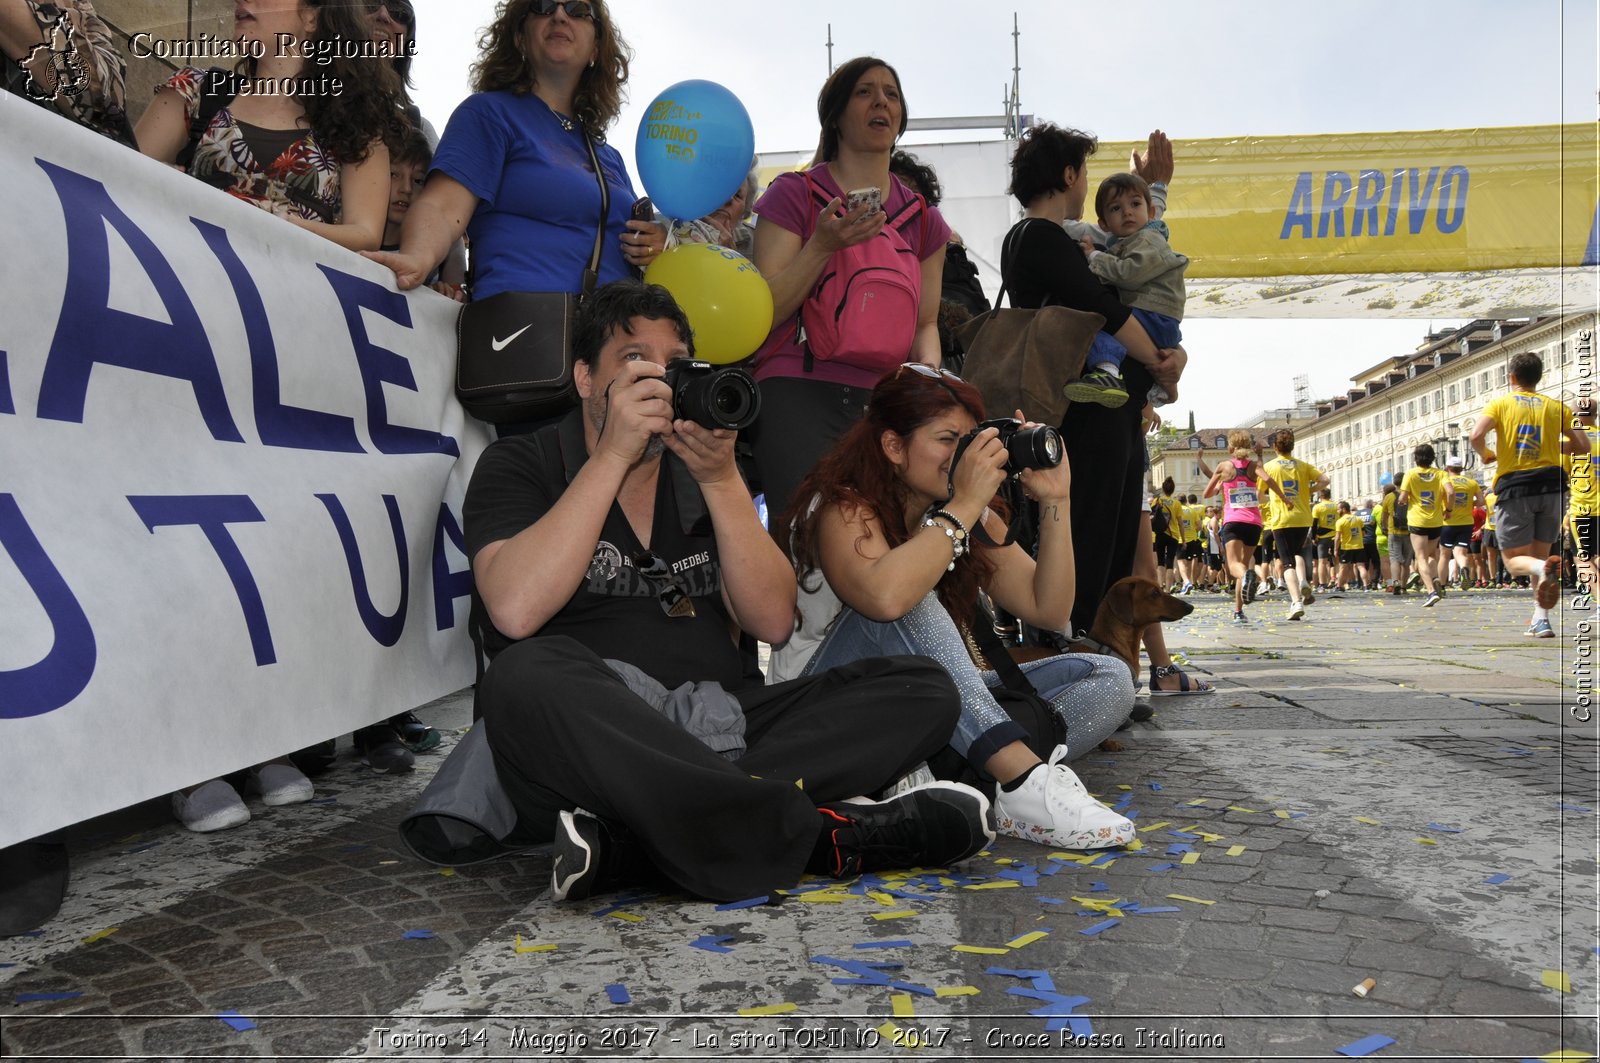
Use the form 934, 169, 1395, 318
969, 600, 1038, 695
580, 132, 608, 300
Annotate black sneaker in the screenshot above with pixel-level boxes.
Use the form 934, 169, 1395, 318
1243, 570, 1259, 605
355, 724, 414, 774
816, 782, 993, 878
389, 712, 441, 753
550, 809, 650, 902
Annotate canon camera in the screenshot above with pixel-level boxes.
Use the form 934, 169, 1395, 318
662, 360, 761, 431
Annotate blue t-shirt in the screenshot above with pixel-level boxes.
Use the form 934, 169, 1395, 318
431, 90, 638, 300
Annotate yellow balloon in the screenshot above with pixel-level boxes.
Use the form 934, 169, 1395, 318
643, 242, 774, 365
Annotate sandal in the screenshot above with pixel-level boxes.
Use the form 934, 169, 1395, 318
1148, 664, 1214, 696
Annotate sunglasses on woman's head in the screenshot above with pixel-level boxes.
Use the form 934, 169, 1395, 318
898, 362, 962, 383
528, 0, 597, 21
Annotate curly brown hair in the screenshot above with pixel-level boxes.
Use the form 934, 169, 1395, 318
471, 0, 632, 134
239, 1, 406, 165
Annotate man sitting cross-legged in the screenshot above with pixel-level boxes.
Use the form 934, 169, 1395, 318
455, 281, 991, 902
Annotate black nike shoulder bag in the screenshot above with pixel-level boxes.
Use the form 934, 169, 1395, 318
454, 132, 608, 423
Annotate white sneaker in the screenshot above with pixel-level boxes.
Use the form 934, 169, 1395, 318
172, 779, 250, 833
1287, 601, 1305, 621
993, 746, 1134, 849
247, 762, 314, 807
883, 762, 936, 800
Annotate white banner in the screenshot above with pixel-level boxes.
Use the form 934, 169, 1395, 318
0, 99, 492, 846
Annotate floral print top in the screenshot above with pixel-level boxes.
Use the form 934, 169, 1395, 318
160, 66, 340, 223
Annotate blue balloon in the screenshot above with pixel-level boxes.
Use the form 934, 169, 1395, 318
635, 80, 755, 223
1379, 471, 1394, 486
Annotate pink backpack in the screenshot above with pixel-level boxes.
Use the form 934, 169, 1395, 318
794, 171, 927, 373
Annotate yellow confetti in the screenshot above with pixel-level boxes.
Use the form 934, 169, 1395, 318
1117, 784, 1132, 791
740, 1002, 798, 1017
1226, 805, 1261, 813
891, 993, 916, 1018
1541, 969, 1572, 993
1537, 1050, 1593, 1061
1194, 832, 1225, 843
80, 927, 119, 944
797, 892, 847, 903
1185, 798, 1211, 807
608, 911, 644, 923
952, 945, 1010, 955
1415, 837, 1439, 846
1274, 810, 1292, 819
866, 890, 898, 907
1355, 816, 1383, 825
962, 880, 1021, 890
1167, 893, 1215, 905
1181, 852, 1200, 865
1124, 838, 1144, 852
1138, 820, 1171, 832
794, 778, 804, 789
378, 859, 399, 865
1176, 824, 1203, 833
934, 985, 980, 998
873, 910, 917, 921
1004, 931, 1048, 949
993, 857, 1016, 865
1048, 852, 1095, 864
513, 935, 558, 953
437, 868, 456, 877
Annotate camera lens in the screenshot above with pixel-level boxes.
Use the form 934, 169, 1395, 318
706, 371, 760, 430
1009, 425, 1063, 470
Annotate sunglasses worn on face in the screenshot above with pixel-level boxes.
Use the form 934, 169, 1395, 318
633, 551, 695, 619
529, 0, 597, 21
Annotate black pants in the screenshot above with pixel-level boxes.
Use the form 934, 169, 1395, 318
1060, 397, 1146, 637
479, 637, 959, 901
749, 376, 871, 529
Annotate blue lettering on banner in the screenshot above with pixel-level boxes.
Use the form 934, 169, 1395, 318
431, 503, 471, 632
1280, 165, 1468, 240
317, 493, 409, 647
195, 220, 363, 453
0, 494, 96, 719
0, 351, 11, 414
128, 495, 276, 667
34, 161, 243, 442
317, 266, 460, 459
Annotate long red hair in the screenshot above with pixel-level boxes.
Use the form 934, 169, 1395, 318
779, 366, 1005, 631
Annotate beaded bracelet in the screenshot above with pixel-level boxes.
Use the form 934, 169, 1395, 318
927, 509, 969, 547
920, 517, 961, 571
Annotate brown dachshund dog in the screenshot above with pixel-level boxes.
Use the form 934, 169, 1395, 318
1009, 577, 1192, 677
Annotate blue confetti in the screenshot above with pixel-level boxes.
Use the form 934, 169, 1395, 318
605, 984, 631, 1004
1484, 874, 1511, 885
1557, 803, 1594, 812
1089, 881, 1108, 891
1149, 782, 1163, 791
1036, 897, 1065, 905
403, 929, 434, 940
1335, 1033, 1396, 1056
1133, 906, 1182, 915
1147, 862, 1178, 872
690, 935, 734, 954
217, 1010, 256, 1032
1425, 823, 1463, 833
1165, 843, 1195, 856
1080, 918, 1120, 936
1087, 852, 1118, 867
15, 992, 81, 1003
714, 896, 769, 910
853, 940, 913, 949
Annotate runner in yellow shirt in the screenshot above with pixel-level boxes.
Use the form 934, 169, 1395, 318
1469, 351, 1590, 637
1563, 396, 1599, 595
1179, 494, 1205, 594
1310, 491, 1339, 590
1399, 444, 1451, 606
1439, 455, 1483, 590
1333, 502, 1365, 590
1482, 490, 1502, 586
1153, 479, 1183, 591
1258, 427, 1329, 621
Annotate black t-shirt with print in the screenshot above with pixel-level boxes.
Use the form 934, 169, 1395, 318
463, 413, 760, 691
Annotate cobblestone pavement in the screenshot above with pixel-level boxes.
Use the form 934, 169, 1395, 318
2, 587, 1596, 1061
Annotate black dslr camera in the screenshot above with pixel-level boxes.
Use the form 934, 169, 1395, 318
949, 417, 1063, 485
662, 360, 761, 431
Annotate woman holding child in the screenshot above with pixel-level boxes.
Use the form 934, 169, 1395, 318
771, 364, 1135, 852
1002, 124, 1189, 674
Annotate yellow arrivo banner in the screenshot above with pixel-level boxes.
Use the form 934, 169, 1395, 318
1095, 124, 1599, 278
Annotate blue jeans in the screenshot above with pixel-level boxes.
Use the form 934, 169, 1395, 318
1087, 307, 1182, 372
800, 594, 1134, 770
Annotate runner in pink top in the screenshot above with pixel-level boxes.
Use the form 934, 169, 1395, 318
1205, 430, 1287, 624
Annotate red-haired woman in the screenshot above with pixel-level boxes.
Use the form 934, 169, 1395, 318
773, 365, 1135, 851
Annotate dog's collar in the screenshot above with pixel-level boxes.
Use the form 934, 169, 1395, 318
1067, 632, 1119, 657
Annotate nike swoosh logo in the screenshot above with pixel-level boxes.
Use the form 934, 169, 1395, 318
491, 324, 533, 351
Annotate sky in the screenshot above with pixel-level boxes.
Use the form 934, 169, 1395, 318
403, 0, 1597, 427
